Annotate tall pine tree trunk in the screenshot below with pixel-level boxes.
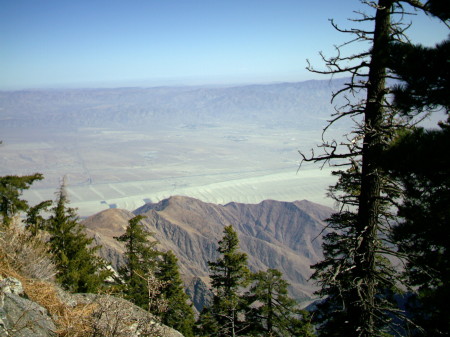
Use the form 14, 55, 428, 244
351, 1, 392, 335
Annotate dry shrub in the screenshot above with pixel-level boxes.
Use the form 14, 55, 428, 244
79, 294, 167, 337
1, 258, 165, 336
0, 225, 95, 336
0, 224, 56, 281
0, 225, 170, 337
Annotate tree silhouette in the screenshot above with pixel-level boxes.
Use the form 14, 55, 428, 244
302, 1, 448, 336
382, 6, 450, 333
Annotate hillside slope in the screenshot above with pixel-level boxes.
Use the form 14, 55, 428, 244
0, 223, 183, 337
82, 196, 332, 311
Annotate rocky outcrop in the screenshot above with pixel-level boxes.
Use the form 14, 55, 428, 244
0, 277, 57, 337
82, 196, 333, 311
69, 294, 184, 337
185, 277, 213, 312
1, 293, 57, 337
0, 276, 183, 337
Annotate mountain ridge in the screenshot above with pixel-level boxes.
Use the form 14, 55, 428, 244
82, 195, 333, 311
0, 78, 348, 129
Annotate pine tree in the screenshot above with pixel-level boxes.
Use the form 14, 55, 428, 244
0, 173, 43, 227
304, 2, 400, 333
290, 310, 315, 337
47, 183, 109, 293
388, 38, 450, 115
382, 5, 450, 335
115, 215, 162, 311
25, 200, 52, 236
157, 250, 195, 337
195, 306, 221, 337
301, 1, 447, 336
382, 126, 450, 336
198, 225, 250, 337
245, 268, 315, 337
387, 0, 449, 116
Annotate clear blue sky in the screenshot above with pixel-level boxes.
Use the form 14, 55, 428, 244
1, 0, 448, 89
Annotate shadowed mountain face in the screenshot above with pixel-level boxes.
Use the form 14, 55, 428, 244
82, 196, 332, 311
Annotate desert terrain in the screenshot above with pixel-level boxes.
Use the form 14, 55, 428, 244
0, 80, 355, 216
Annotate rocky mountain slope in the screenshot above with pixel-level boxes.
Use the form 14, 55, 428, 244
82, 196, 333, 311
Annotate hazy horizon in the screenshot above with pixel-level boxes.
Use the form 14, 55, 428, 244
0, 76, 344, 91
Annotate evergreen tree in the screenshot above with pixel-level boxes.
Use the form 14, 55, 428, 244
387, 0, 449, 116
115, 215, 161, 311
382, 126, 450, 336
301, 1, 447, 336
195, 306, 221, 337
198, 225, 250, 337
47, 183, 109, 293
0, 173, 43, 227
157, 250, 195, 337
388, 38, 450, 115
382, 5, 450, 335
290, 310, 315, 337
245, 268, 315, 337
25, 200, 52, 236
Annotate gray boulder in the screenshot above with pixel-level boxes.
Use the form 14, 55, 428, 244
0, 293, 56, 337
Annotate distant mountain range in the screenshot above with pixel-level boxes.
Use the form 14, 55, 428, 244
0, 79, 349, 129
82, 196, 333, 312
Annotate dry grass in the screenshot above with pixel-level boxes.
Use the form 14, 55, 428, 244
1, 252, 95, 336
24, 279, 97, 336
0, 224, 56, 281
0, 224, 96, 336
1, 224, 171, 336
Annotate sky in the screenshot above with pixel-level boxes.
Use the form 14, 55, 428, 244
1, 0, 448, 90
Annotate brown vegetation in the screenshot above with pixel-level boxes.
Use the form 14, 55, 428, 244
0, 224, 180, 337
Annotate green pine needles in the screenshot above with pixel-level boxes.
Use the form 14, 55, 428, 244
196, 225, 313, 337
115, 215, 196, 334
46, 183, 110, 293
0, 173, 44, 227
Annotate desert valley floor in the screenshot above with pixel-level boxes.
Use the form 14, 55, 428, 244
1, 123, 337, 216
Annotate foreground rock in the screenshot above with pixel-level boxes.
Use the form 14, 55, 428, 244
69, 293, 184, 337
0, 276, 183, 337
1, 293, 57, 337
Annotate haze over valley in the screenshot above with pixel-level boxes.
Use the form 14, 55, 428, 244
1, 79, 351, 216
